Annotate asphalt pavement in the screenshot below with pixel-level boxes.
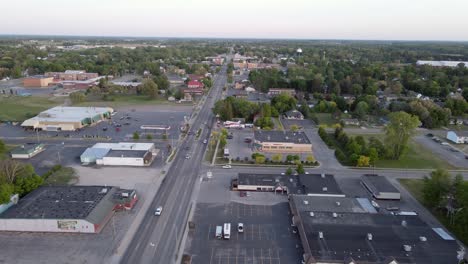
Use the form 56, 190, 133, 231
120, 64, 227, 264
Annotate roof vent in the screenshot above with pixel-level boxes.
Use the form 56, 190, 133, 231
303, 200, 309, 205
100, 188, 108, 194
419, 236, 427, 242
403, 245, 412, 252
401, 220, 407, 227
285, 136, 289, 140
321, 173, 325, 178
319, 231, 324, 239
367, 233, 373, 241
309, 212, 314, 217
336, 202, 341, 206
275, 179, 280, 183
332, 212, 338, 218
267, 136, 270, 140
121, 192, 129, 197
322, 187, 328, 192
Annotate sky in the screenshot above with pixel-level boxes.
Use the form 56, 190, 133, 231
1, 0, 468, 41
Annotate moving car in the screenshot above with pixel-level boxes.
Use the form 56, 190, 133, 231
185, 154, 191, 159
154, 206, 163, 216
203, 139, 208, 144
237, 223, 244, 233
222, 164, 231, 169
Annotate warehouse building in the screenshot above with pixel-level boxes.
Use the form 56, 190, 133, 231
289, 195, 460, 264
361, 174, 401, 200
80, 142, 158, 166
233, 173, 344, 197
254, 130, 312, 153
22, 75, 54, 87
21, 106, 113, 131
0, 186, 122, 233
10, 143, 45, 159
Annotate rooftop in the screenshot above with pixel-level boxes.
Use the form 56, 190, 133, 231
21, 106, 113, 125
105, 149, 148, 158
290, 195, 368, 214
298, 174, 344, 196
254, 130, 311, 144
25, 75, 52, 79
450, 130, 468, 137
361, 174, 400, 194
0, 186, 117, 223
10, 143, 44, 155
238, 173, 304, 194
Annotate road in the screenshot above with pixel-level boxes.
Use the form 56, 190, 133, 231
120, 65, 227, 264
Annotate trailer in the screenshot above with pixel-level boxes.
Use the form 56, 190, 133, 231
223, 223, 231, 239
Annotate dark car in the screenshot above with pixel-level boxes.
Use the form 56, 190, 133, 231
124, 122, 131, 126
426, 133, 434, 137
102, 127, 108, 131
244, 138, 252, 143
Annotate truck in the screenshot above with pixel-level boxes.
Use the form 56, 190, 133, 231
215, 226, 223, 239
224, 148, 230, 158
223, 223, 231, 239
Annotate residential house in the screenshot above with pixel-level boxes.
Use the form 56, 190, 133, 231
187, 80, 204, 89
284, 110, 304, 120
446, 131, 468, 144
341, 118, 360, 126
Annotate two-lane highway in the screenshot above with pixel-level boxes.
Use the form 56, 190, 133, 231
120, 64, 227, 264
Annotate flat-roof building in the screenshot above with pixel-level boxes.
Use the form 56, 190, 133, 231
289, 195, 460, 264
10, 143, 45, 159
361, 174, 401, 200
23, 75, 54, 87
21, 106, 113, 131
80, 142, 158, 166
254, 130, 312, 153
0, 186, 123, 233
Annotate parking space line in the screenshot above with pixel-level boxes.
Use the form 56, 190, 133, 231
253, 248, 255, 263
250, 205, 253, 216
251, 224, 254, 241
227, 249, 230, 264
237, 203, 240, 218
269, 248, 272, 264
277, 248, 281, 264
259, 224, 262, 240
207, 224, 212, 240
209, 247, 214, 264
261, 248, 264, 264
236, 247, 239, 264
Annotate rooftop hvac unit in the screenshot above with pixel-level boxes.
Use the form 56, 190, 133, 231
403, 245, 412, 252
303, 200, 309, 205
100, 188, 108, 194
321, 173, 325, 178
332, 212, 338, 218
322, 187, 328, 192
319, 231, 324, 239
419, 236, 427, 242
121, 192, 129, 197
336, 202, 341, 206
367, 233, 373, 241
401, 220, 407, 227
309, 212, 314, 217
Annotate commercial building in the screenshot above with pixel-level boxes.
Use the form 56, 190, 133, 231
289, 195, 460, 264
45, 70, 99, 81
234, 173, 344, 197
0, 186, 136, 233
80, 142, 158, 166
361, 174, 401, 200
21, 106, 113, 131
254, 130, 312, 153
416, 60, 468, 68
22, 75, 54, 87
187, 80, 204, 89
10, 143, 45, 159
447, 130, 468, 144
267, 88, 296, 97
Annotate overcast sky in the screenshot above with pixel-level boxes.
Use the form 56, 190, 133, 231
2, 0, 468, 41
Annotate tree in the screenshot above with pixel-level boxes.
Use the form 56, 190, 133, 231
0, 139, 5, 154
69, 92, 86, 104
290, 124, 299, 132
422, 169, 452, 208
255, 156, 266, 164
146, 134, 153, 140
0, 183, 14, 204
271, 154, 283, 163
355, 101, 369, 119
296, 163, 305, 174
368, 147, 379, 165
384, 111, 420, 160
141, 79, 158, 99
14, 174, 43, 196
285, 167, 293, 175
356, 156, 370, 167
132, 132, 140, 140
306, 155, 315, 163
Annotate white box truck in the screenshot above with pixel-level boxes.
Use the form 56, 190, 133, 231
223, 223, 231, 239
215, 226, 223, 239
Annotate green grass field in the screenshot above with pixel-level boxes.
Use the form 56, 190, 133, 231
315, 113, 338, 126
346, 133, 455, 169
0, 96, 64, 121
75, 95, 170, 108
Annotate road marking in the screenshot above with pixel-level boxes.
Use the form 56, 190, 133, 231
207, 224, 212, 240
236, 247, 239, 264
253, 248, 255, 263
277, 248, 281, 264
259, 224, 262, 240
261, 248, 264, 264
251, 224, 254, 241
209, 247, 214, 264
269, 248, 272, 264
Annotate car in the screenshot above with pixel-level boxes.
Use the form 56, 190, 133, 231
185, 146, 190, 150
185, 154, 191, 159
124, 122, 131, 126
449, 148, 458, 152
203, 139, 208, 144
119, 117, 125, 120
244, 138, 252, 143
222, 165, 231, 169
188, 131, 194, 135
441, 142, 449, 146
154, 206, 163, 216
239, 191, 246, 197
111, 111, 117, 116
426, 133, 434, 137
237, 223, 244, 233
115, 123, 122, 127
465, 155, 468, 160
126, 116, 131, 120
102, 127, 108, 131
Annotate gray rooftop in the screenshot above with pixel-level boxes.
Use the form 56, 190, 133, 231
298, 174, 344, 196
238, 173, 304, 194
254, 130, 311, 144
361, 174, 400, 194
0, 186, 117, 223
290, 195, 367, 213
105, 149, 148, 158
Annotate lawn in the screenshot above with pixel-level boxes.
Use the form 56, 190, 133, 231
345, 133, 455, 169
0, 96, 64, 121
75, 95, 170, 108
43, 167, 78, 185
315, 113, 340, 126
399, 178, 468, 245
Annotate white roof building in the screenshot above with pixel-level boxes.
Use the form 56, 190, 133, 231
416, 60, 468, 68
80, 142, 158, 166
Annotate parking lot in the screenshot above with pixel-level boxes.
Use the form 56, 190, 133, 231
413, 134, 468, 169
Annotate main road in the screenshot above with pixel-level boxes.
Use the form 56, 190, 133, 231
120, 64, 227, 263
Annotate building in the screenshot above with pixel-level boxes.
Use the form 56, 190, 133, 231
361, 174, 401, 200
254, 130, 312, 153
268, 88, 296, 97
110, 81, 142, 93
187, 74, 205, 82
341, 118, 360, 126
187, 80, 204, 89
416, 60, 468, 68
45, 70, 98, 81
0, 186, 121, 233
21, 106, 113, 131
10, 143, 45, 159
284, 109, 304, 120
289, 195, 460, 264
447, 130, 468, 144
234, 173, 344, 197
22, 75, 54, 87
80, 142, 158, 166
247, 92, 270, 104
167, 74, 185, 87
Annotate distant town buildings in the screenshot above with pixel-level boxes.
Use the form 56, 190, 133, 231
284, 110, 304, 120
416, 60, 468, 68
45, 70, 99, 81
21, 106, 113, 131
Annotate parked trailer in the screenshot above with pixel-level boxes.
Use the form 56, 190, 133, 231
223, 223, 231, 239
215, 226, 223, 239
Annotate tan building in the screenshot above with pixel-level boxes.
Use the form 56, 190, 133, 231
45, 70, 98, 81
254, 130, 312, 153
21, 106, 113, 131
23, 76, 54, 87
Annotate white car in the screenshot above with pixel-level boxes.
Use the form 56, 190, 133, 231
155, 206, 163, 216
237, 223, 244, 233
222, 165, 231, 169
203, 139, 208, 144
185, 154, 191, 159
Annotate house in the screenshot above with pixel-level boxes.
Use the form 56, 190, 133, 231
284, 110, 304, 120
227, 89, 248, 98
341, 118, 360, 126
234, 81, 245, 89
23, 76, 54, 87
446, 131, 468, 144
187, 74, 205, 82
268, 88, 296, 97
10, 143, 45, 159
166, 74, 185, 87
187, 80, 204, 89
